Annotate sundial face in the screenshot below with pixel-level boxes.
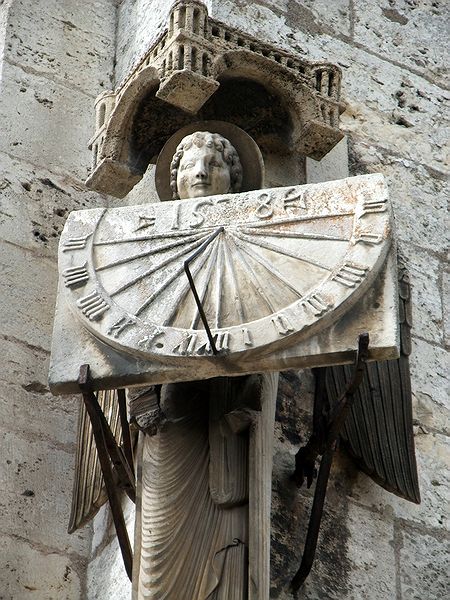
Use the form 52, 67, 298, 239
59, 174, 391, 363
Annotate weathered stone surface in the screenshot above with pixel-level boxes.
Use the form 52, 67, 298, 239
0, 241, 58, 351
337, 432, 449, 531
115, 0, 172, 84
410, 337, 449, 419
87, 535, 132, 600
0, 62, 95, 180
347, 140, 449, 254
0, 429, 90, 555
398, 525, 449, 600
0, 152, 111, 254
0, 532, 83, 600
354, 0, 448, 86
4, 0, 115, 93
212, 0, 352, 38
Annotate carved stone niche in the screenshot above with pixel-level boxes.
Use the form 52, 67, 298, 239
85, 0, 346, 198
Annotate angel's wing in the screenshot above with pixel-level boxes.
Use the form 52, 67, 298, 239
325, 257, 420, 503
68, 389, 122, 533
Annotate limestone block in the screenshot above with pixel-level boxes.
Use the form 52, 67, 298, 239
402, 245, 444, 346
1, 337, 81, 447
0, 241, 58, 351
4, 0, 115, 93
354, 0, 448, 86
86, 535, 132, 600
0, 62, 94, 180
410, 337, 449, 418
116, 0, 172, 84
444, 267, 450, 348
398, 526, 449, 600
194, 4, 448, 173
0, 152, 110, 255
91, 495, 135, 555
345, 503, 397, 600
1, 428, 90, 555
336, 432, 449, 532
346, 141, 449, 254
0, 533, 82, 600
211, 0, 351, 38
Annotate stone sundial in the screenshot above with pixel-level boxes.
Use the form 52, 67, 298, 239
50, 173, 396, 393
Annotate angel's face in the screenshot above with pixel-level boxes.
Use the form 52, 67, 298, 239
176, 143, 231, 200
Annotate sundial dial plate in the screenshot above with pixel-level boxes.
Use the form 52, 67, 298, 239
55, 174, 392, 369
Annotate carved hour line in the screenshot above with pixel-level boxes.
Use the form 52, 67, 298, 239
77, 290, 110, 320
239, 211, 354, 230
271, 313, 295, 336
228, 236, 276, 314
213, 238, 225, 329
234, 231, 332, 273
361, 197, 387, 215
95, 233, 206, 272
242, 327, 253, 347
163, 242, 217, 329
109, 235, 211, 298
241, 228, 349, 243
137, 237, 218, 319
222, 236, 246, 324
107, 316, 136, 338
135, 214, 156, 231
94, 227, 213, 246
63, 233, 92, 251
63, 264, 89, 288
332, 263, 368, 288
232, 235, 304, 299
354, 232, 383, 245
301, 293, 332, 316
188, 241, 220, 330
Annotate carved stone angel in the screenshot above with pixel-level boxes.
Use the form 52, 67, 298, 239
68, 125, 419, 600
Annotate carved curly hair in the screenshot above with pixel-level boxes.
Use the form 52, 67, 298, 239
170, 131, 243, 199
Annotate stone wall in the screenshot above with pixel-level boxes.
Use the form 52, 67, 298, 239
0, 1, 447, 599
0, 1, 117, 598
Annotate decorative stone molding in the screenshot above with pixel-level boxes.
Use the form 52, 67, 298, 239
86, 0, 346, 198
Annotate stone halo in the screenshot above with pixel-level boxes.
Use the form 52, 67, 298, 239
155, 120, 265, 201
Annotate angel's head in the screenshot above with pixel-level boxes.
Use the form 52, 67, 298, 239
170, 131, 243, 200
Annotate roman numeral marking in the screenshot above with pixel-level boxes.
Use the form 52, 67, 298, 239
107, 316, 136, 338
77, 290, 110, 320
271, 314, 295, 336
196, 331, 231, 355
332, 263, 368, 288
302, 293, 332, 316
173, 333, 198, 355
62, 233, 91, 251
361, 198, 387, 215
62, 264, 89, 288
242, 327, 253, 347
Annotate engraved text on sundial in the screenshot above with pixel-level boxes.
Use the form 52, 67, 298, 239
58, 174, 391, 361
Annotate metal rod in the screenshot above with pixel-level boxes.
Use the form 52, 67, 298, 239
118, 388, 134, 477
290, 333, 370, 592
184, 226, 224, 355
291, 447, 334, 592
78, 365, 133, 581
